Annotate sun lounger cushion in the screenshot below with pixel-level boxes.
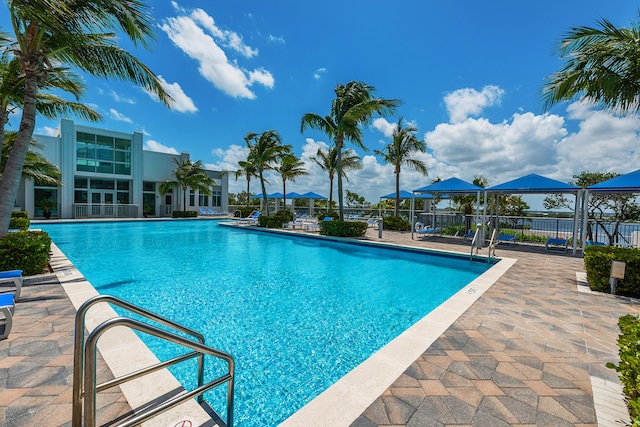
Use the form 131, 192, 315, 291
546, 238, 568, 252
498, 234, 517, 247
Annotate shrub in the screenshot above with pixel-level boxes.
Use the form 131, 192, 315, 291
584, 246, 640, 297
257, 210, 294, 228
236, 206, 257, 218
320, 220, 368, 237
382, 216, 411, 231
172, 210, 197, 218
9, 216, 30, 231
0, 230, 52, 275
11, 211, 28, 219
442, 225, 466, 236
607, 314, 640, 425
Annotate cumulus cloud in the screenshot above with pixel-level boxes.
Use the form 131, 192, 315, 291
313, 67, 327, 80
37, 126, 58, 137
144, 139, 180, 155
145, 76, 197, 113
444, 85, 504, 123
161, 6, 273, 99
110, 91, 135, 104
208, 144, 250, 172
109, 108, 132, 123
372, 118, 396, 138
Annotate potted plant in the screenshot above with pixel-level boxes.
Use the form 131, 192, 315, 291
39, 199, 55, 219
143, 203, 152, 218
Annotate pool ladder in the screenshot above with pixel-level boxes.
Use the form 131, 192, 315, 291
72, 295, 235, 427
470, 227, 497, 263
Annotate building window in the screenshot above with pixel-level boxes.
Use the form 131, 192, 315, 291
189, 190, 195, 207
212, 190, 221, 207
76, 132, 131, 175
199, 194, 209, 207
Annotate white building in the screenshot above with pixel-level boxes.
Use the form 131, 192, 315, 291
14, 118, 229, 219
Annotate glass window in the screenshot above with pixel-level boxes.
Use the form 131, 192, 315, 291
74, 190, 88, 203
212, 190, 221, 207
189, 191, 195, 207
96, 135, 113, 147
97, 147, 113, 161
76, 160, 94, 172
90, 179, 115, 190
96, 162, 113, 174
77, 132, 94, 143
75, 178, 88, 188
117, 180, 129, 190
199, 194, 209, 207
115, 138, 131, 150
143, 181, 155, 192
114, 150, 129, 162
114, 164, 130, 175
117, 192, 129, 204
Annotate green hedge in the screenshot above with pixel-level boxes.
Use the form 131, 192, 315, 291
172, 210, 197, 218
607, 314, 640, 425
382, 216, 411, 231
257, 210, 293, 228
584, 246, 640, 297
0, 230, 52, 275
9, 211, 30, 231
320, 220, 368, 237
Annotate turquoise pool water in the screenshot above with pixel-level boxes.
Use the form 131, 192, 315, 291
41, 220, 491, 426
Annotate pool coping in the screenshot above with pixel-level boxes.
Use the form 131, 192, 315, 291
51, 223, 515, 426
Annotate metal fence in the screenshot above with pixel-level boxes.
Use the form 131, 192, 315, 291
74, 204, 139, 219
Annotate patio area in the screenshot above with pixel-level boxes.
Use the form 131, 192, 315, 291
0, 225, 638, 426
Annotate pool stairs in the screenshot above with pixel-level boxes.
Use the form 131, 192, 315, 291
72, 295, 235, 427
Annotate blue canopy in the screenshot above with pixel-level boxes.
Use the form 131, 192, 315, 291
298, 191, 327, 200
587, 169, 640, 193
487, 173, 579, 193
414, 177, 483, 194
251, 192, 284, 199
285, 192, 303, 198
381, 190, 438, 199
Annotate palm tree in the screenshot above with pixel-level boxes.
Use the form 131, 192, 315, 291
0, 0, 173, 236
374, 117, 427, 217
235, 159, 257, 207
310, 146, 362, 210
1, 131, 61, 186
244, 130, 292, 216
301, 81, 400, 220
542, 16, 640, 114
276, 154, 307, 209
159, 158, 214, 211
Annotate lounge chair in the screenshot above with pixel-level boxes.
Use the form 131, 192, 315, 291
463, 230, 475, 242
237, 211, 260, 225
414, 222, 439, 238
586, 240, 606, 246
0, 270, 23, 301
199, 207, 209, 216
304, 217, 332, 232
497, 234, 517, 247
0, 292, 15, 340
546, 237, 568, 252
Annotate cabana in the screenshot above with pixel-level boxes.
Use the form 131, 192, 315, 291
585, 169, 640, 248
486, 174, 581, 255
412, 178, 484, 241
294, 191, 327, 216
379, 190, 439, 217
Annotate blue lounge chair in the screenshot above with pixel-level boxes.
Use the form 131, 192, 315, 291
199, 207, 209, 216
0, 292, 15, 340
415, 222, 439, 238
0, 270, 23, 301
586, 240, 606, 246
546, 237, 568, 252
498, 234, 517, 247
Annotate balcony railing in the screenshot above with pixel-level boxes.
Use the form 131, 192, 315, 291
74, 204, 139, 219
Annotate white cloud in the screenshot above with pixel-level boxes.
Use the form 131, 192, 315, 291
444, 85, 505, 124
37, 125, 58, 136
144, 139, 180, 155
109, 108, 132, 123
313, 67, 327, 80
268, 34, 285, 44
146, 76, 197, 113
161, 7, 272, 99
110, 90, 135, 104
372, 118, 396, 138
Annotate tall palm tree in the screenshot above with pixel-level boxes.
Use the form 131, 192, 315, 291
1, 131, 62, 186
244, 130, 291, 216
276, 154, 307, 209
159, 158, 214, 211
235, 159, 257, 207
310, 146, 362, 210
0, 0, 173, 236
374, 117, 427, 217
542, 16, 640, 114
301, 81, 400, 220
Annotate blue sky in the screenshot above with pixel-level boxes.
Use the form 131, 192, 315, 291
3, 1, 640, 205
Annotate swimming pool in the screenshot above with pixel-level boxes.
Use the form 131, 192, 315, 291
41, 220, 493, 426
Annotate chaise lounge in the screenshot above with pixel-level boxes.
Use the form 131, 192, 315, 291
546, 237, 568, 252
497, 234, 517, 247
0, 270, 23, 301
0, 292, 15, 340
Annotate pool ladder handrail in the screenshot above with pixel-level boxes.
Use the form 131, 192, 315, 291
487, 228, 498, 262
72, 294, 234, 427
470, 226, 481, 261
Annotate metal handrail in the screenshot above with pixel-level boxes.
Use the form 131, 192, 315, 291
487, 228, 498, 262
470, 228, 480, 261
72, 294, 234, 427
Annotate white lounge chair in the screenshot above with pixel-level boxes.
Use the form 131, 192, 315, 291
0, 270, 23, 301
415, 222, 440, 238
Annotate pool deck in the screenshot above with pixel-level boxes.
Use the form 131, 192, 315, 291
1, 223, 638, 426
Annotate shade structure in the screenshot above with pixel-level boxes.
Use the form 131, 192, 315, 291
487, 173, 579, 193
250, 192, 285, 199
381, 190, 440, 199
587, 169, 640, 193
285, 192, 303, 198
298, 191, 327, 199
414, 177, 484, 194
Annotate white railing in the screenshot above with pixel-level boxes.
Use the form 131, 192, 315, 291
74, 204, 139, 219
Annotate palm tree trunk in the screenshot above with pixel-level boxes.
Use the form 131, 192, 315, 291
282, 180, 286, 212
329, 176, 334, 211
395, 170, 400, 217
246, 177, 250, 207
182, 185, 188, 211
336, 138, 344, 220
260, 172, 269, 216
0, 74, 38, 237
